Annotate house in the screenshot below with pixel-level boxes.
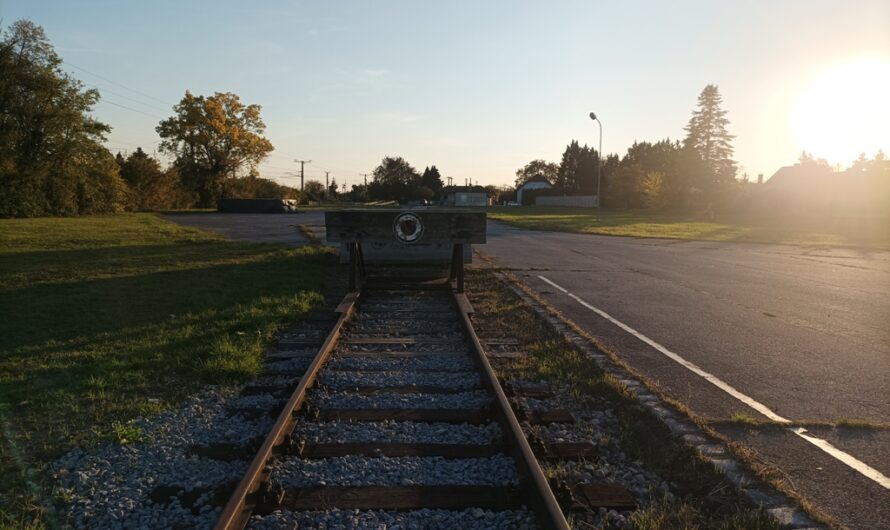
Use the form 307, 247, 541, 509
767, 164, 833, 188
441, 186, 489, 207
516, 175, 553, 204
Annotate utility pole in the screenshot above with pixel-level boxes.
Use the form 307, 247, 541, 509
325, 171, 330, 200
294, 159, 311, 191
360, 173, 370, 186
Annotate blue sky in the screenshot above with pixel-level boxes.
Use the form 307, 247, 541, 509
2, 0, 888, 188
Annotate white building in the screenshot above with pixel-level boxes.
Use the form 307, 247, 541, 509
515, 175, 553, 205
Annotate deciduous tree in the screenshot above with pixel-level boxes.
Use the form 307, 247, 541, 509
117, 147, 187, 210
515, 159, 558, 188
368, 156, 422, 202
641, 172, 667, 210
0, 20, 127, 217
156, 91, 274, 207
302, 179, 325, 202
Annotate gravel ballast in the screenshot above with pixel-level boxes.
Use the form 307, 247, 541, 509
327, 353, 475, 372
293, 420, 502, 445
53, 389, 261, 530
248, 508, 538, 530
271, 455, 519, 487
312, 390, 490, 410
319, 370, 481, 390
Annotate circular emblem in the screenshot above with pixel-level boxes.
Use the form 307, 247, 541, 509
393, 212, 424, 243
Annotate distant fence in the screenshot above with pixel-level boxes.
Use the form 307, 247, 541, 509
535, 195, 598, 207
217, 198, 299, 213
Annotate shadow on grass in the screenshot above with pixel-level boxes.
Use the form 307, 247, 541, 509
0, 245, 332, 353
0, 241, 338, 465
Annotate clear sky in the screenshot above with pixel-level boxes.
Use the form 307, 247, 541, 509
2, 0, 888, 188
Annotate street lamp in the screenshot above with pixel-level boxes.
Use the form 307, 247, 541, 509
589, 112, 602, 211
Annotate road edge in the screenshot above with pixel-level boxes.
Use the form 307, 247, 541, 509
492, 268, 832, 530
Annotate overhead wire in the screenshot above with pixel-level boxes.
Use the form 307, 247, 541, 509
97, 99, 165, 120
65, 61, 174, 106
86, 83, 171, 114
65, 63, 367, 181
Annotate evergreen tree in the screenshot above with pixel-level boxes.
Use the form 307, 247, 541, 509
556, 141, 581, 191
683, 84, 736, 183
557, 140, 599, 193
420, 165, 444, 196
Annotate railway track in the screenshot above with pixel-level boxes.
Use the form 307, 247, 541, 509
213, 277, 570, 529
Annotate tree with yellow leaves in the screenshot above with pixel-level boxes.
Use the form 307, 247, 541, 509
157, 91, 274, 207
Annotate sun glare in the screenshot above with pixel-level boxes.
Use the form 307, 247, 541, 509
791, 58, 890, 166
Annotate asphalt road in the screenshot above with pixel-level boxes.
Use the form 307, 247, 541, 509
480, 221, 890, 530
161, 212, 325, 245
481, 221, 890, 423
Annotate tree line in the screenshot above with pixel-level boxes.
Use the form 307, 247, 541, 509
0, 20, 297, 218
515, 84, 737, 211
5, 19, 885, 218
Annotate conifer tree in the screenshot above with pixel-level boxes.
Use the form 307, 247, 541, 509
683, 84, 736, 183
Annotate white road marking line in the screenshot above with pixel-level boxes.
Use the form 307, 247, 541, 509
538, 274, 890, 490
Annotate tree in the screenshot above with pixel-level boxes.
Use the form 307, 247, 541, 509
641, 172, 668, 210
347, 183, 370, 202
157, 91, 274, 207
798, 151, 830, 168
557, 140, 599, 193
328, 178, 339, 198
420, 166, 444, 196
222, 175, 300, 201
515, 159, 558, 188
368, 156, 422, 202
118, 147, 187, 210
606, 164, 645, 209
683, 84, 736, 183
0, 20, 128, 217
303, 179, 325, 202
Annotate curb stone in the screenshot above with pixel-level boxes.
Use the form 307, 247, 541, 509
496, 272, 825, 530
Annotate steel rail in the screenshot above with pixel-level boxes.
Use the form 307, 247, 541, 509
214, 293, 360, 530
452, 292, 571, 530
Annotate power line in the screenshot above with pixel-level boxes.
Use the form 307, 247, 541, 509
86, 83, 170, 114
260, 162, 300, 172
97, 99, 165, 120
65, 61, 174, 106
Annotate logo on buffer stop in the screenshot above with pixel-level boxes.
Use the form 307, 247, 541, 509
393, 212, 424, 243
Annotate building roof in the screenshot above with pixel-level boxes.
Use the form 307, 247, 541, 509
524, 174, 553, 185
517, 176, 553, 191
767, 164, 833, 187
443, 185, 487, 193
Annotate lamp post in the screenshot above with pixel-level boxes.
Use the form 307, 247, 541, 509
588, 112, 602, 211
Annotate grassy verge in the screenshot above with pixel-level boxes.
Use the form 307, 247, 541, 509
487, 206, 890, 249
467, 268, 780, 529
0, 214, 337, 526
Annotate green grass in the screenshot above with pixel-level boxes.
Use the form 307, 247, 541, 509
0, 213, 337, 526
487, 206, 890, 249
730, 412, 759, 425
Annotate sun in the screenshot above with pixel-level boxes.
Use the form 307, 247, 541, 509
791, 58, 890, 165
